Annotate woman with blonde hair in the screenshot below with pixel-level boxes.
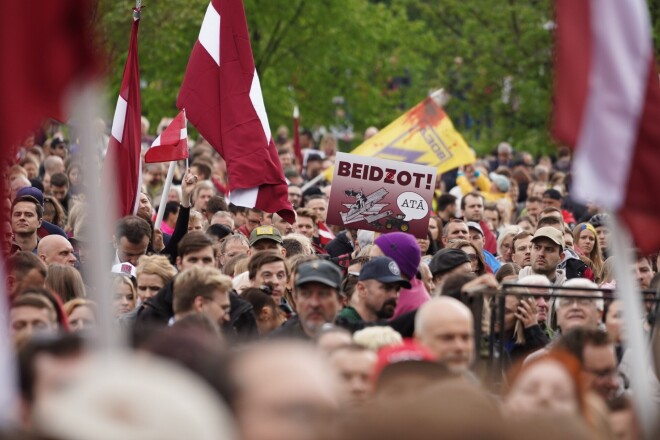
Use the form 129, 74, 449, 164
112, 274, 136, 317
45, 264, 86, 303
497, 225, 521, 263
136, 255, 177, 303
573, 222, 604, 281
63, 298, 97, 332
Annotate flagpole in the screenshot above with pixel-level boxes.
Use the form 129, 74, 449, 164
293, 105, 303, 174
609, 213, 655, 434
154, 161, 177, 231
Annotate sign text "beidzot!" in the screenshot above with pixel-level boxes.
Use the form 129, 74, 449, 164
337, 161, 433, 190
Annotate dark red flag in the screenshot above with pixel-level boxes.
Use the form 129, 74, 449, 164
104, 7, 143, 217
177, 0, 295, 223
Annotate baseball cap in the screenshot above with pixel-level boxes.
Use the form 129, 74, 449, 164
532, 226, 564, 248
466, 221, 484, 237
16, 187, 44, 206
429, 248, 472, 277
295, 260, 343, 289
373, 339, 437, 380
373, 232, 420, 280
543, 189, 562, 200
249, 226, 283, 246
112, 262, 137, 279
359, 256, 411, 289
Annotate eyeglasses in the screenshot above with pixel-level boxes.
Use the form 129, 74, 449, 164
557, 297, 595, 308
465, 254, 478, 261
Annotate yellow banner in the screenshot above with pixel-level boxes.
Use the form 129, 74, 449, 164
324, 96, 475, 180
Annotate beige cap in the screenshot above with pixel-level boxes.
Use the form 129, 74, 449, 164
532, 226, 565, 248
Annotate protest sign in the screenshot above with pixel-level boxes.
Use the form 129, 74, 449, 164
327, 152, 436, 238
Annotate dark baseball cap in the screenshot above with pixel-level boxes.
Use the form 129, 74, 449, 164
543, 189, 562, 200
358, 256, 411, 289
16, 187, 44, 207
429, 248, 472, 277
249, 226, 283, 246
295, 260, 343, 289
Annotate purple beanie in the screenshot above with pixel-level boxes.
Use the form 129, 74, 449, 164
373, 232, 420, 280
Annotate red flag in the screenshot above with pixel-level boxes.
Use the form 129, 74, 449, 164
104, 7, 143, 217
0, 0, 99, 423
145, 110, 189, 163
552, 0, 660, 254
293, 105, 303, 173
177, 0, 295, 223
1, 0, 98, 148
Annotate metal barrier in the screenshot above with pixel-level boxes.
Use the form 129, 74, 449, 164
466, 284, 660, 391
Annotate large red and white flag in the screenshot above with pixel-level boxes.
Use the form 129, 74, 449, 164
553, 0, 660, 255
1, 0, 99, 425
104, 6, 143, 217
177, 0, 295, 223
145, 110, 189, 163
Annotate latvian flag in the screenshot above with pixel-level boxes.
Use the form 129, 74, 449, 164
145, 110, 189, 163
176, 0, 295, 223
553, 0, 660, 254
104, 6, 143, 217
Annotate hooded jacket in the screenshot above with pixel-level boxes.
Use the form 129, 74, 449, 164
518, 266, 567, 286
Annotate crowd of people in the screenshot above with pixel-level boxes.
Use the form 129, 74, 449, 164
4, 121, 660, 439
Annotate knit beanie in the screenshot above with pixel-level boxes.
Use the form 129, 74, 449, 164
373, 232, 421, 280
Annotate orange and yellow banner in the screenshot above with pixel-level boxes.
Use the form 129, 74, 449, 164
324, 96, 475, 180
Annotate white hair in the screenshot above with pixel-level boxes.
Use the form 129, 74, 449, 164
518, 274, 551, 287
497, 225, 521, 253
353, 326, 402, 352
555, 278, 603, 312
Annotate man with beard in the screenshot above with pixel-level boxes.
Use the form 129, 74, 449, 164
337, 257, 410, 323
518, 227, 566, 285
270, 260, 343, 339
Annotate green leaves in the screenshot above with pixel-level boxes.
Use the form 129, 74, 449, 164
98, 0, 659, 156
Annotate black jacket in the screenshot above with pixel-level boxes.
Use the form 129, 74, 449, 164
136, 281, 258, 342
222, 292, 259, 342
269, 316, 311, 340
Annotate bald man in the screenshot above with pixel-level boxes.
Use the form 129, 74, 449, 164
229, 342, 340, 440
37, 235, 77, 267
414, 297, 475, 374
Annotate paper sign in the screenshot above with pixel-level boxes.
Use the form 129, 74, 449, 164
326, 152, 437, 238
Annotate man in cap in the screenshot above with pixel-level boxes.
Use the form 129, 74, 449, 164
270, 260, 343, 339
337, 256, 410, 323
429, 248, 473, 293
542, 189, 576, 227
370, 232, 429, 318
518, 226, 566, 285
248, 225, 286, 256
466, 221, 501, 273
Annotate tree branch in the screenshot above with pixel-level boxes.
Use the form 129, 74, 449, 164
255, 0, 307, 75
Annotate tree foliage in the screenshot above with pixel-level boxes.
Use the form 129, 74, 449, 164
97, 0, 660, 156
